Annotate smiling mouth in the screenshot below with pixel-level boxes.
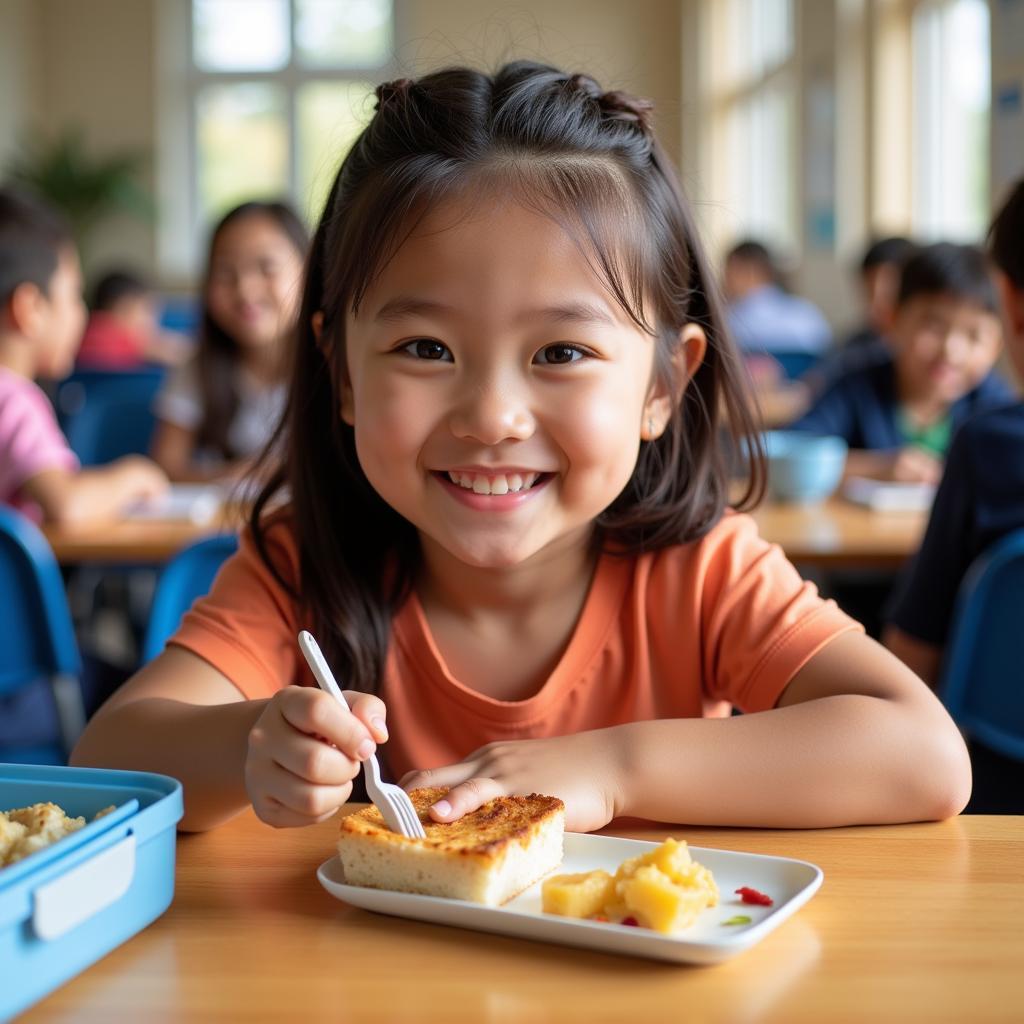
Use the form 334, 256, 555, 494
436, 470, 551, 495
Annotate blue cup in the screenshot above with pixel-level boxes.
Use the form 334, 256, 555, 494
762, 431, 848, 504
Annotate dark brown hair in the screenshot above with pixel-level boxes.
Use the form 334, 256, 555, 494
195, 200, 308, 460
0, 185, 74, 304
251, 62, 766, 694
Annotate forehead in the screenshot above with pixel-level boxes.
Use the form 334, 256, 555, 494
355, 195, 642, 331
901, 292, 999, 326
212, 214, 296, 260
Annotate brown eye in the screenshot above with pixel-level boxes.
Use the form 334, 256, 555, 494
401, 339, 452, 361
535, 344, 585, 365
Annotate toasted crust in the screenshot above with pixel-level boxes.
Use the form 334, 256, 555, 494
338, 787, 564, 860
336, 787, 566, 905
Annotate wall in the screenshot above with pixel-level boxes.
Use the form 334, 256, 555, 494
990, 0, 1024, 208
0, 0, 42, 172
399, 1, 683, 159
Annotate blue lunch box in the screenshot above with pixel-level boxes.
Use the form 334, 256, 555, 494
0, 763, 183, 1020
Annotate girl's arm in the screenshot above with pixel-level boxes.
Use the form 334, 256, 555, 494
150, 419, 224, 483
24, 457, 168, 525
615, 631, 969, 827
405, 632, 971, 831
882, 625, 943, 690
71, 646, 388, 832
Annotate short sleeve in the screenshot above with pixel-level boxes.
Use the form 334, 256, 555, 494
886, 428, 975, 645
168, 518, 304, 698
153, 359, 202, 430
0, 380, 78, 497
698, 515, 863, 711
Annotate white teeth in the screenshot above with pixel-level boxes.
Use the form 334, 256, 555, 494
445, 471, 542, 495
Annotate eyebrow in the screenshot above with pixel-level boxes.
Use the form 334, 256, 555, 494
372, 296, 619, 328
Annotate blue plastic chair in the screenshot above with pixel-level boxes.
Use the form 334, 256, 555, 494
0, 507, 85, 764
771, 351, 823, 381
142, 534, 239, 662
56, 368, 166, 466
939, 527, 1024, 762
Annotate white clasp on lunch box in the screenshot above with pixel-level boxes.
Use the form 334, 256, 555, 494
32, 833, 137, 940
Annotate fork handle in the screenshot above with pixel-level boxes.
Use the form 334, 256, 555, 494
298, 630, 351, 710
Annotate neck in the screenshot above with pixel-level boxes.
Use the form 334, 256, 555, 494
239, 342, 282, 384
0, 333, 38, 378
416, 528, 599, 624
895, 367, 947, 424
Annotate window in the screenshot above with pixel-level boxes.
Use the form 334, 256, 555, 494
707, 0, 798, 253
911, 0, 990, 240
158, 0, 394, 277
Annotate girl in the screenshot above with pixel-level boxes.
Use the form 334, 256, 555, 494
150, 201, 308, 482
72, 63, 970, 832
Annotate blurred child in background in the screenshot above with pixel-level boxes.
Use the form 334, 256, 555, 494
884, 180, 1024, 812
150, 201, 308, 482
77, 269, 189, 369
724, 239, 832, 357
790, 242, 1012, 484
842, 236, 918, 351
0, 186, 167, 524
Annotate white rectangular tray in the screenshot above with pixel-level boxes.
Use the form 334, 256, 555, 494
317, 832, 822, 964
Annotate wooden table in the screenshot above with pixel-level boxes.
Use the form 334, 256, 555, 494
42, 500, 926, 570
42, 509, 245, 566
23, 812, 1024, 1023
751, 498, 927, 568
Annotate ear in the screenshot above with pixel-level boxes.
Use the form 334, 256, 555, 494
313, 310, 356, 426
8, 281, 47, 338
642, 323, 707, 440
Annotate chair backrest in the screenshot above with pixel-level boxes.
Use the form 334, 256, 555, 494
142, 534, 239, 662
0, 507, 83, 763
0, 507, 81, 697
56, 369, 166, 466
772, 351, 822, 381
939, 527, 1024, 762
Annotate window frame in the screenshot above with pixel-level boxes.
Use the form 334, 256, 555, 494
157, 0, 399, 282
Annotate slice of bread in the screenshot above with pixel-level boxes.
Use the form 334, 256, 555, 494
337, 786, 565, 906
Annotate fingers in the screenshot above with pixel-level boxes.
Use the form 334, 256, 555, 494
278, 686, 377, 761
427, 777, 507, 823
399, 760, 479, 793
344, 690, 389, 743
271, 729, 357, 786
251, 778, 350, 828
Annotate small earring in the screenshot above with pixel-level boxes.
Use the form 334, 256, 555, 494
646, 416, 656, 439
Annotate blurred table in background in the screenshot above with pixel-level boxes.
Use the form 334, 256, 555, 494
750, 498, 927, 569
41, 500, 927, 569
43, 509, 243, 565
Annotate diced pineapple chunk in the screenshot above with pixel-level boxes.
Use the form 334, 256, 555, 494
616, 864, 715, 933
541, 870, 614, 918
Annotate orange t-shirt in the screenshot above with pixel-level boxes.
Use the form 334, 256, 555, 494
170, 511, 860, 781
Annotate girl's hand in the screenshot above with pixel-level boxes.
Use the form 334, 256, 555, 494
245, 685, 389, 828
399, 731, 626, 833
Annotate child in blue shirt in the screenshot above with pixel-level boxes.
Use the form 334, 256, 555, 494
790, 243, 1011, 484
884, 181, 1024, 811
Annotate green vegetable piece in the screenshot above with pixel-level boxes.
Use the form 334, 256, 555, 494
721, 915, 753, 926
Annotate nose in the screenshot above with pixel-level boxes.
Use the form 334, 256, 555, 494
448, 375, 535, 445
940, 328, 970, 364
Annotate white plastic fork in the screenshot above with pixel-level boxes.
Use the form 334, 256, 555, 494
298, 630, 427, 839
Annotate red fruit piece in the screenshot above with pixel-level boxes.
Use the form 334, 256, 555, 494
735, 886, 773, 906
621, 916, 640, 927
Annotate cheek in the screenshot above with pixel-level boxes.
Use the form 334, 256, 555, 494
555, 378, 645, 485
352, 374, 435, 468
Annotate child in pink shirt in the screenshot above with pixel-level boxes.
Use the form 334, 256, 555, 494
0, 187, 167, 523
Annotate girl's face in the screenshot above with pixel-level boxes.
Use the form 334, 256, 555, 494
340, 195, 681, 571
206, 213, 304, 350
